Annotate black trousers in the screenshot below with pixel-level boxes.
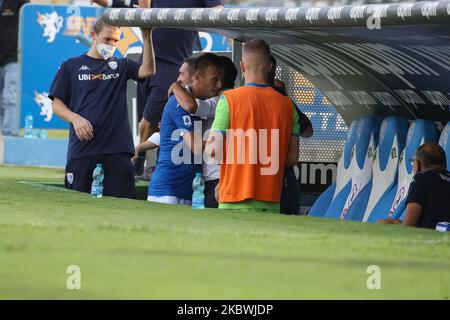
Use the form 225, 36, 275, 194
280, 166, 301, 215
65, 153, 136, 199
205, 179, 219, 209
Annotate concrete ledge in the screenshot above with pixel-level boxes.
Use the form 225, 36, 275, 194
3, 136, 67, 167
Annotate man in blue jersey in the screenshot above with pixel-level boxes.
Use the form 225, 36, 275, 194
91, 0, 224, 177
49, 18, 155, 199
147, 53, 223, 205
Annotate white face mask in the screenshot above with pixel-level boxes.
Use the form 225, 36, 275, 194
96, 42, 116, 60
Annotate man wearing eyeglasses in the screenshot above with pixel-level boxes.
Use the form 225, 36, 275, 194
403, 143, 450, 228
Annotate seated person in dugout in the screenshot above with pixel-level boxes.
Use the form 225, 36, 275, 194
403, 143, 450, 229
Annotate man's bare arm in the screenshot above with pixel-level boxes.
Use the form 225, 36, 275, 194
52, 98, 94, 142
403, 202, 423, 227
138, 28, 156, 79
169, 82, 198, 114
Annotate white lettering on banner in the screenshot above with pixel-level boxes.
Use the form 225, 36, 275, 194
157, 9, 169, 22
320, 112, 333, 130
422, 90, 450, 111
209, 8, 222, 23
109, 9, 120, 21
421, 2, 439, 19
367, 4, 389, 19
349, 91, 376, 109
402, 45, 450, 71
309, 163, 337, 185
141, 9, 152, 22
227, 9, 240, 23
327, 7, 343, 23
246, 9, 259, 24
125, 9, 136, 22
199, 32, 213, 52
305, 8, 321, 23
286, 44, 362, 90
372, 92, 401, 110
324, 91, 352, 110
191, 9, 204, 23
350, 6, 366, 21
397, 3, 414, 20
395, 90, 425, 108
327, 43, 440, 89
285, 8, 301, 24
336, 117, 348, 132
265, 9, 279, 24
174, 9, 186, 23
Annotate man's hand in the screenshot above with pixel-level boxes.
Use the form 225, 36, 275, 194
138, 0, 151, 7
140, 28, 152, 40
168, 81, 183, 98
90, 0, 109, 7
71, 114, 94, 142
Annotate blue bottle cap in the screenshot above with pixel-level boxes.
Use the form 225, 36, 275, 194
96, 163, 103, 167
196, 173, 202, 177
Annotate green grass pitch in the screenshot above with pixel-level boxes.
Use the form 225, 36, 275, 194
0, 165, 449, 299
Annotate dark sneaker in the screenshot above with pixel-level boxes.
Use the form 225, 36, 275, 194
133, 155, 146, 176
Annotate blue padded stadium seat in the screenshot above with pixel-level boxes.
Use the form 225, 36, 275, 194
361, 117, 409, 223
439, 122, 450, 168
388, 119, 439, 220
308, 118, 360, 217
324, 116, 382, 219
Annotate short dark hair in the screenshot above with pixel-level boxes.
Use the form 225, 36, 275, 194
92, 18, 120, 34
193, 52, 223, 74
243, 39, 271, 64
183, 54, 200, 77
220, 56, 237, 89
415, 143, 447, 168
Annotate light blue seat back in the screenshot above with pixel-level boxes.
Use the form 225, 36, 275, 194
308, 118, 360, 217
325, 116, 381, 219
363, 117, 409, 223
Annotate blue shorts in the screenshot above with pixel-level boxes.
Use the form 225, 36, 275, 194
65, 153, 136, 199
140, 59, 181, 124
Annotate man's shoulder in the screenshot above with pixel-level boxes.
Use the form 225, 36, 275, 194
413, 169, 445, 183
62, 55, 89, 68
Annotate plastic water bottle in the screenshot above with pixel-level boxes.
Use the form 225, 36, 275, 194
192, 173, 205, 209
24, 114, 34, 138
91, 164, 104, 198
38, 129, 48, 139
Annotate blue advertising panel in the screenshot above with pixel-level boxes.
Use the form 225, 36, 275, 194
18, 4, 232, 130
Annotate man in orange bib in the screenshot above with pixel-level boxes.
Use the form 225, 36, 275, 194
206, 39, 300, 213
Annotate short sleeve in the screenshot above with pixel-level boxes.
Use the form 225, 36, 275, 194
148, 132, 160, 146
291, 103, 300, 136
172, 106, 197, 133
125, 58, 141, 81
406, 175, 426, 206
211, 95, 230, 133
49, 61, 71, 106
193, 97, 218, 119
